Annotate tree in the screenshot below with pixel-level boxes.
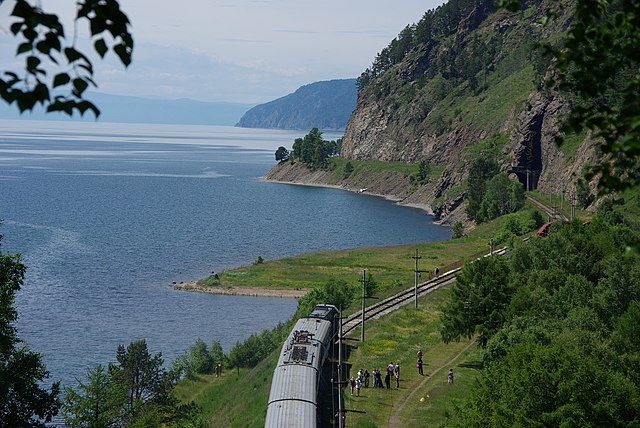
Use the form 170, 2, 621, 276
452, 221, 465, 239
322, 278, 357, 310
576, 178, 594, 209
63, 364, 126, 428
415, 160, 431, 184
342, 161, 354, 179
0, 236, 60, 426
208, 339, 227, 367
363, 272, 379, 298
109, 340, 170, 417
466, 157, 499, 220
186, 339, 212, 375
0, 0, 133, 117
289, 128, 332, 169
291, 138, 303, 160
441, 256, 512, 347
274, 146, 289, 163
477, 173, 525, 222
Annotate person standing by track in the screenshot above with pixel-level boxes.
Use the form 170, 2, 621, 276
385, 367, 391, 389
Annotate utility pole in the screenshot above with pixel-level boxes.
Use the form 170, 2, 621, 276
412, 249, 429, 309
337, 307, 343, 428
412, 249, 421, 309
526, 169, 530, 192
358, 270, 367, 342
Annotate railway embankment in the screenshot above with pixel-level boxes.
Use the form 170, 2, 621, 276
172, 202, 557, 426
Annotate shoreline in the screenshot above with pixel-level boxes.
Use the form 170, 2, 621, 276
174, 281, 308, 299
260, 178, 436, 217
173, 175, 448, 299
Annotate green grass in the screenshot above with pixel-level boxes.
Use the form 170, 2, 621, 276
399, 347, 483, 427
177, 209, 545, 427
558, 131, 588, 163
340, 286, 478, 427
213, 214, 518, 299
173, 352, 279, 427
462, 66, 536, 131
461, 132, 510, 163
330, 157, 419, 179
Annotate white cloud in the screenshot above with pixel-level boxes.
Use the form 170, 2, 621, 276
1, 0, 446, 103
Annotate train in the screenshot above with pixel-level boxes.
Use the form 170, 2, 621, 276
265, 304, 339, 428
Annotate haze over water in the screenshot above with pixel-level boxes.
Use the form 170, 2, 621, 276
0, 120, 450, 388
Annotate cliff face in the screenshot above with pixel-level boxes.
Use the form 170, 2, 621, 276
236, 79, 357, 131
339, 0, 596, 218
265, 0, 597, 223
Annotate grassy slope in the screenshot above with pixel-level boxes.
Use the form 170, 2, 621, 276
341, 286, 477, 428
175, 206, 548, 427
174, 283, 481, 428
173, 352, 279, 427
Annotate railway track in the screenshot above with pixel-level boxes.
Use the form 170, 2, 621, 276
340, 247, 508, 337
337, 198, 559, 338
526, 194, 569, 222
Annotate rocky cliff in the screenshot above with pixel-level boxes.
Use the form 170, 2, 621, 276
265, 0, 597, 223
236, 79, 357, 131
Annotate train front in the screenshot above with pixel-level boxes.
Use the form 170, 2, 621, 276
265, 305, 337, 428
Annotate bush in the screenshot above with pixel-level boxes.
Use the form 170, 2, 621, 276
342, 161, 354, 179
452, 221, 465, 239
172, 339, 214, 379
530, 209, 545, 228
414, 160, 431, 184
208, 340, 227, 367
576, 178, 594, 208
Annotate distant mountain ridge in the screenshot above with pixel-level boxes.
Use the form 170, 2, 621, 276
0, 92, 253, 126
236, 79, 357, 131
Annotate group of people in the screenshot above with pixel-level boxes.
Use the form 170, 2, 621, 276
349, 362, 401, 396
346, 349, 455, 398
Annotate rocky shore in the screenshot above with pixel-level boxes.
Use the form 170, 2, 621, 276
174, 281, 307, 299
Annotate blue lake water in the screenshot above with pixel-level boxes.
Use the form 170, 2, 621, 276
0, 120, 450, 389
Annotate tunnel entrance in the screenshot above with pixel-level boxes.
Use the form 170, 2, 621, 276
510, 107, 544, 191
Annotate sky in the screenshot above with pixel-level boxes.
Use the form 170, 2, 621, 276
1, 0, 446, 104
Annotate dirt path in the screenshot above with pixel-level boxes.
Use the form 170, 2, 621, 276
387, 339, 476, 428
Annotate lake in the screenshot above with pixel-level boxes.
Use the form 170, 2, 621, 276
0, 119, 450, 389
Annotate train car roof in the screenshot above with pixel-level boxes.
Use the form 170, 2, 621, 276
306, 304, 338, 320
265, 399, 315, 428
268, 365, 317, 404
